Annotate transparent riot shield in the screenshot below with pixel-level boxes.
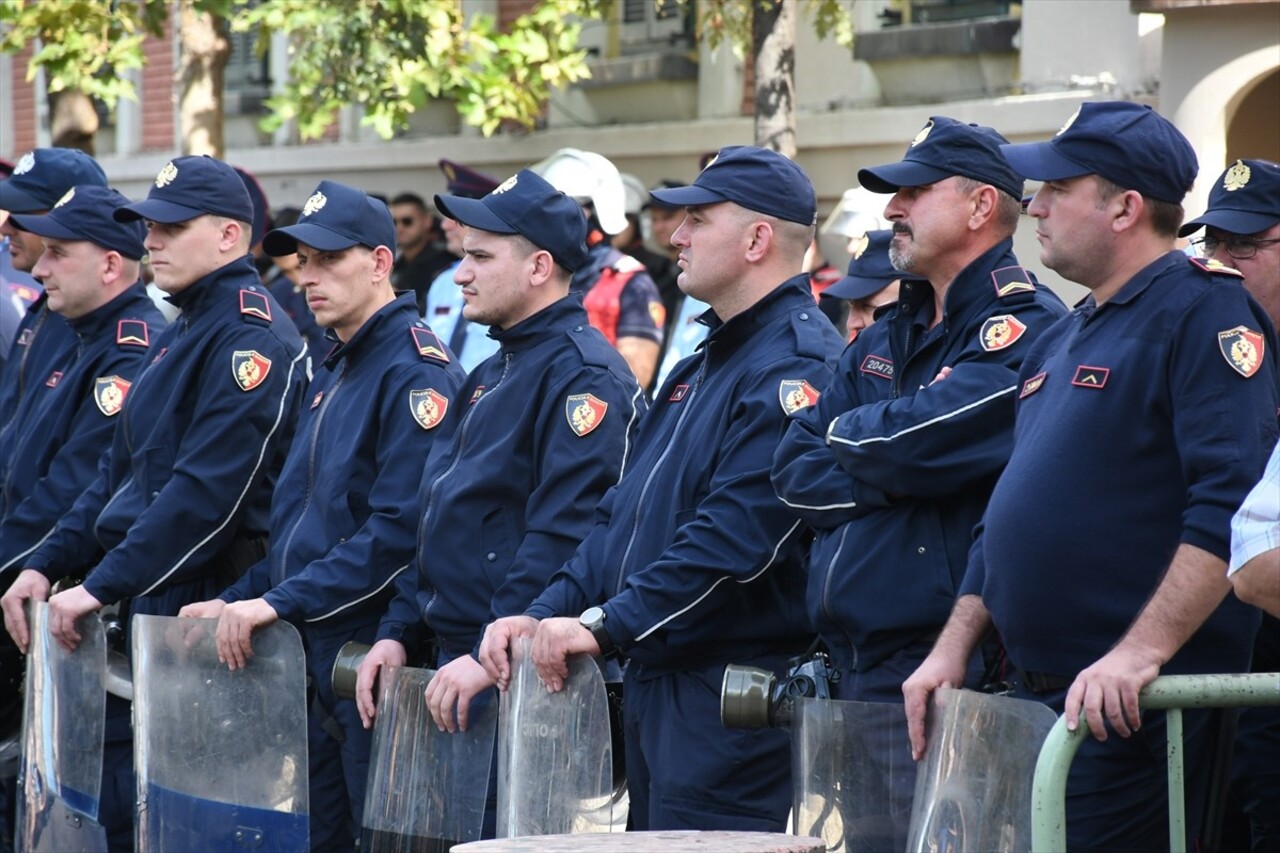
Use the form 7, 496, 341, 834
906, 687, 1058, 853
131, 615, 309, 852
16, 602, 109, 852
792, 696, 916, 853
496, 637, 618, 836
360, 664, 498, 852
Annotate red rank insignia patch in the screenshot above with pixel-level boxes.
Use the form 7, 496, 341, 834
232, 350, 272, 391
1020, 372, 1046, 399
566, 393, 608, 437
469, 386, 485, 405
239, 289, 273, 322
117, 319, 150, 348
669, 384, 689, 402
410, 326, 450, 363
1071, 365, 1109, 389
410, 389, 448, 430
779, 379, 820, 415
859, 354, 894, 381
17, 329, 32, 347
45, 371, 62, 388
1189, 256, 1244, 278
94, 375, 131, 416
310, 391, 324, 410
980, 315, 1028, 352
1218, 325, 1265, 378
991, 266, 1035, 298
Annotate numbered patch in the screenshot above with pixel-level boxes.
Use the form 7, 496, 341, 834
859, 354, 894, 381
232, 350, 272, 392
980, 315, 1028, 352
566, 393, 608, 437
410, 389, 448, 430
1218, 326, 1265, 378
1019, 372, 1047, 399
779, 379, 820, 415
95, 376, 131, 416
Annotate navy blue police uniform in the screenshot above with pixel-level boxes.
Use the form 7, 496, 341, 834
217, 180, 468, 849
525, 148, 845, 832
22, 157, 306, 850
0, 149, 109, 489
964, 102, 1280, 850
0, 187, 166, 576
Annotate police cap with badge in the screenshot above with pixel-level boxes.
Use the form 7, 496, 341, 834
1179, 159, 1280, 239
439, 158, 500, 201
262, 180, 395, 257
648, 145, 817, 226
9, 186, 147, 260
115, 155, 255, 225
434, 168, 589, 272
0, 148, 108, 213
858, 116, 1024, 201
822, 230, 900, 302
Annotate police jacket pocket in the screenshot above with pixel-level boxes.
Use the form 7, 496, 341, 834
479, 507, 519, 589
137, 443, 175, 501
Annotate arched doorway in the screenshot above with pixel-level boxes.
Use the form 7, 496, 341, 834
1226, 67, 1280, 162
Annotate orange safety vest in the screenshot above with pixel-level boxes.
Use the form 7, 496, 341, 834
583, 254, 645, 346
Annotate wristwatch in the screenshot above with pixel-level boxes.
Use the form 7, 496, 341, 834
579, 606, 617, 659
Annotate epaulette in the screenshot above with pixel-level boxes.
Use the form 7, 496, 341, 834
566, 323, 611, 368
991, 265, 1037, 299
116, 319, 151, 349
611, 254, 645, 274
410, 325, 451, 364
1188, 256, 1245, 278
239, 289, 274, 324
791, 308, 830, 360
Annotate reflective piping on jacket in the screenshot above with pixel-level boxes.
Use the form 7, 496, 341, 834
826, 385, 1015, 447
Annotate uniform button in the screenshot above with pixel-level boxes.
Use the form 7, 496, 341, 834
150, 491, 160, 500
574, 325, 583, 332
917, 546, 926, 555
799, 312, 809, 321
487, 552, 497, 562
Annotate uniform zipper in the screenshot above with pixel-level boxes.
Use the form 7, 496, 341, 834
278, 363, 347, 579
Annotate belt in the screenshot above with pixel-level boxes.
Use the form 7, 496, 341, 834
1018, 670, 1073, 694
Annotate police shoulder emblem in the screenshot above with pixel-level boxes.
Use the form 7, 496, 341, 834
779, 379, 820, 415
648, 301, 666, 329
1189, 256, 1244, 278
566, 393, 608, 437
991, 266, 1035, 298
55, 188, 75, 208
239, 289, 274, 322
980, 314, 1028, 352
410, 388, 448, 430
410, 326, 450, 362
911, 120, 934, 148
232, 350, 273, 391
14, 152, 35, 175
1223, 160, 1251, 191
117, 319, 150, 348
155, 161, 179, 188
302, 191, 327, 216
493, 175, 518, 194
1217, 325, 1265, 378
95, 376, 131, 416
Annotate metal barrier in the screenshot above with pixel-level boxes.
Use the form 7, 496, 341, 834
1030, 672, 1280, 852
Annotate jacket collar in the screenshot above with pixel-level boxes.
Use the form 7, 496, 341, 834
164, 255, 257, 318
68, 281, 151, 340
322, 292, 416, 370
492, 293, 590, 354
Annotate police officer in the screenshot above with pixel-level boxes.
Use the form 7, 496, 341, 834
480, 146, 845, 832
0, 187, 166, 576
178, 180, 466, 849
1, 155, 306, 847
353, 170, 641, 831
774, 117, 1066, 707
817, 229, 902, 341
905, 102, 1279, 850
0, 149, 109, 486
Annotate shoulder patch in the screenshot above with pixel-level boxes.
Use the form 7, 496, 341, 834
1019, 372, 1047, 399
1189, 256, 1245, 278
232, 350, 272, 391
410, 389, 449, 430
648, 300, 666, 330
566, 393, 608, 437
239, 289, 273, 322
117, 319, 151, 348
95, 376, 131, 416
1218, 325, 1265, 378
859, 354, 894, 381
979, 315, 1028, 352
991, 266, 1036, 298
780, 380, 820, 415
410, 326, 451, 363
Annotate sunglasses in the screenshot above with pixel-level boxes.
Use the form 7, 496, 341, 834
395, 216, 418, 227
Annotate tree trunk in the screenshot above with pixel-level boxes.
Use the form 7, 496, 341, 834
752, 0, 796, 157
176, 0, 230, 157
49, 91, 99, 155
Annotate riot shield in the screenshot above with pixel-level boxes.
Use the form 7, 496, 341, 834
360, 664, 498, 852
131, 615, 309, 852
791, 696, 916, 853
16, 602, 109, 852
906, 687, 1058, 853
496, 637, 619, 837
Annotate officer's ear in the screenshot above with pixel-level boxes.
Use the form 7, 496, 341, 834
968, 184, 999, 231
528, 248, 558, 288
100, 249, 126, 286
370, 245, 395, 283
744, 220, 773, 263
1108, 189, 1146, 234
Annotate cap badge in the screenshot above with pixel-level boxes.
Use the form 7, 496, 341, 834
14, 152, 34, 175
303, 191, 327, 216
410, 389, 448, 430
442, 163, 457, 181
1057, 108, 1081, 136
493, 175, 518, 195
95, 376, 131, 417
910, 120, 934, 147
702, 152, 721, 171
155, 161, 179, 188
566, 393, 608, 437
55, 188, 74, 208
1218, 325, 1264, 379
1223, 161, 1251, 191
850, 233, 870, 260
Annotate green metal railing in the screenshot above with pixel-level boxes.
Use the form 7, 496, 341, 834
1030, 672, 1280, 852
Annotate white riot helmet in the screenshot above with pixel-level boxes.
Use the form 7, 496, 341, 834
817, 187, 893, 268
531, 148, 628, 235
